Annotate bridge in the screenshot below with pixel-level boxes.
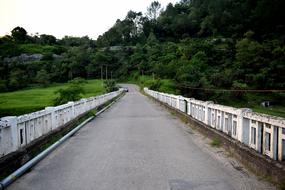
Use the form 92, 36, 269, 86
0, 85, 283, 189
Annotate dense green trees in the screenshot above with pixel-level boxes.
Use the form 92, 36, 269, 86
36, 69, 50, 87
0, 0, 284, 108
11, 27, 27, 43
94, 0, 284, 105
0, 27, 97, 91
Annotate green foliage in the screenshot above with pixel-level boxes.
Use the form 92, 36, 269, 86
211, 138, 222, 147
104, 80, 118, 93
35, 69, 50, 87
39, 34, 57, 45
18, 44, 60, 54
0, 79, 104, 116
11, 26, 27, 43
0, 42, 21, 57
0, 0, 285, 117
8, 68, 28, 90
147, 1, 161, 20
231, 81, 248, 99
53, 78, 86, 105
0, 80, 8, 92
136, 75, 179, 94
149, 79, 162, 91
59, 36, 95, 47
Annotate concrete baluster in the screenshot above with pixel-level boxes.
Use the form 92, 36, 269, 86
45, 107, 56, 130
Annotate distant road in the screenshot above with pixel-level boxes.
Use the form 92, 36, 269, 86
8, 84, 274, 190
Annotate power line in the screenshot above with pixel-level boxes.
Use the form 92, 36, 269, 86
177, 84, 285, 93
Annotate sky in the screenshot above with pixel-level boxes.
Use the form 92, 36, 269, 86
0, 0, 179, 40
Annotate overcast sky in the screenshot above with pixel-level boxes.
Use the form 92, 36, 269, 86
0, 0, 179, 40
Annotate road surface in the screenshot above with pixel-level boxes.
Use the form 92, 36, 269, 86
8, 85, 274, 190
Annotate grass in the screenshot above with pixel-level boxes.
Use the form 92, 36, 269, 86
217, 93, 285, 118
0, 80, 105, 117
19, 44, 59, 54
210, 138, 222, 147
251, 105, 285, 118
221, 101, 285, 118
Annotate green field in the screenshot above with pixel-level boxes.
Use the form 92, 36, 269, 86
0, 80, 105, 117
219, 93, 285, 118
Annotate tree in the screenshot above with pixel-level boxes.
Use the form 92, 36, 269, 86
36, 69, 50, 87
0, 80, 8, 92
8, 68, 28, 90
103, 80, 118, 93
53, 78, 86, 105
126, 11, 143, 37
11, 26, 27, 43
235, 31, 265, 85
39, 34, 57, 45
231, 81, 248, 99
0, 35, 13, 44
147, 1, 162, 21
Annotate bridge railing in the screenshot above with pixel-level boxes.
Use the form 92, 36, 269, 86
0, 89, 123, 158
144, 88, 285, 161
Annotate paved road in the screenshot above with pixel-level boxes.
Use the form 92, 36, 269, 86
8, 85, 274, 190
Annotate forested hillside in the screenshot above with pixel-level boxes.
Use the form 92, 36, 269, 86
95, 0, 285, 115
0, 0, 284, 116
97, 0, 285, 90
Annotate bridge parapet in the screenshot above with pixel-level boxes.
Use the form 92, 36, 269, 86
144, 87, 285, 161
0, 89, 123, 158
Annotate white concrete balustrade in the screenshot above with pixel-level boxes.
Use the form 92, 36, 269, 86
144, 88, 285, 161
0, 89, 123, 158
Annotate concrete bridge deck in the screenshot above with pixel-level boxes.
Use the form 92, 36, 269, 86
8, 85, 275, 190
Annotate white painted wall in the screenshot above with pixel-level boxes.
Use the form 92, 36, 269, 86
0, 89, 123, 158
144, 88, 285, 161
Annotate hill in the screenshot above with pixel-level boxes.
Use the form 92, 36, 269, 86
0, 0, 284, 117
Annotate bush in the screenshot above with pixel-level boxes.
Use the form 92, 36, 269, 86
231, 81, 248, 99
149, 79, 162, 91
104, 80, 118, 93
0, 80, 8, 92
53, 78, 86, 105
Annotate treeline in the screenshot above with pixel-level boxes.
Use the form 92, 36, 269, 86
0, 27, 100, 91
1, 0, 285, 104
96, 0, 285, 102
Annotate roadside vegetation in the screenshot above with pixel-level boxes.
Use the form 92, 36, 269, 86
210, 138, 222, 148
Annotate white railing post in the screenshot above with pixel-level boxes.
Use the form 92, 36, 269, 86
68, 101, 75, 119
9, 116, 18, 152
205, 101, 213, 125
278, 127, 285, 161
237, 108, 251, 144
45, 107, 56, 130
1, 116, 18, 152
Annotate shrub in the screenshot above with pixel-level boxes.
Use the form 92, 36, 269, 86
104, 80, 118, 93
53, 78, 86, 105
